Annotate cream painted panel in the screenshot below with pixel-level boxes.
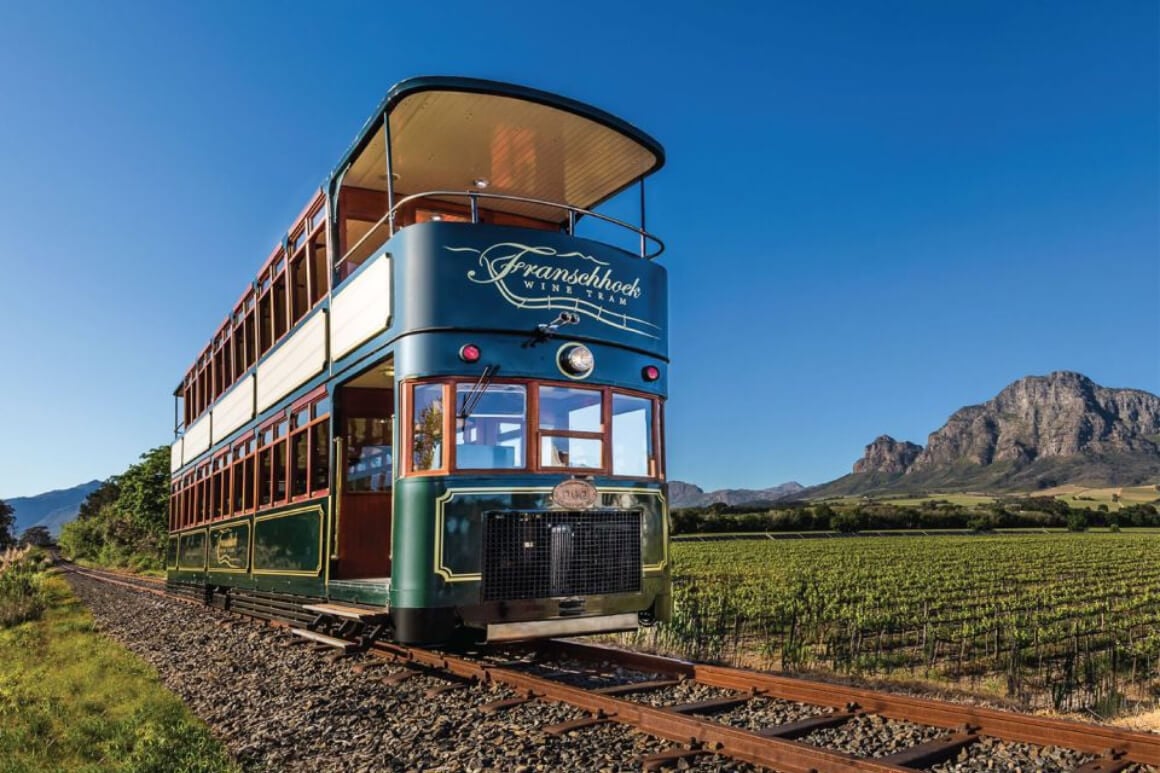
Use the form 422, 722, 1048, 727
330, 253, 391, 359
256, 312, 327, 412
183, 414, 211, 461
170, 438, 183, 472
211, 375, 255, 443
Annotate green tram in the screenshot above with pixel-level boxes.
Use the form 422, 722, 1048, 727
167, 77, 671, 644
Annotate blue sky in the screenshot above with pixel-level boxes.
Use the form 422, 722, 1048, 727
0, 1, 1156, 498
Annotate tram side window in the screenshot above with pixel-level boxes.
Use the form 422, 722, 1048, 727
454, 384, 526, 470
272, 416, 289, 506
612, 394, 654, 477
231, 441, 246, 513
308, 229, 327, 307
410, 384, 445, 472
290, 246, 309, 326
539, 386, 604, 470
273, 260, 289, 341
344, 393, 392, 492
312, 421, 330, 494
258, 425, 275, 507
289, 396, 329, 500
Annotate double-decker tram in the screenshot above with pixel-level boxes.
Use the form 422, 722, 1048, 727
167, 76, 671, 644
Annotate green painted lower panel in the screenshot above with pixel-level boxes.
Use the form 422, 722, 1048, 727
253, 507, 323, 575
166, 537, 178, 569
178, 531, 206, 569
209, 522, 250, 572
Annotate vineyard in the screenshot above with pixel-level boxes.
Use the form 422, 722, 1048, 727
623, 533, 1160, 716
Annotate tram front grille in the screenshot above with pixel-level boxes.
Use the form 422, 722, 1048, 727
481, 510, 642, 602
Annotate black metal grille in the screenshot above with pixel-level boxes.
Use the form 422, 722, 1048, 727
481, 510, 642, 602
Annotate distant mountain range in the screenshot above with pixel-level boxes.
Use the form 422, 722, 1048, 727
807, 371, 1160, 498
668, 481, 805, 508
7, 480, 101, 537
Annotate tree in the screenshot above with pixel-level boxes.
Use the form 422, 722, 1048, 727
1066, 512, 1089, 532
19, 526, 53, 547
0, 499, 14, 550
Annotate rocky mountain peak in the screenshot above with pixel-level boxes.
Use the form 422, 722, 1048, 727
853, 435, 923, 474
909, 371, 1160, 472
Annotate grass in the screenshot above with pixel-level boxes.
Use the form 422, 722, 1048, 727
75, 557, 166, 579
819, 485, 1160, 510
0, 573, 237, 773
1034, 484, 1160, 508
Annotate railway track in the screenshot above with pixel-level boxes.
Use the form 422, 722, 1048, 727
62, 563, 1160, 772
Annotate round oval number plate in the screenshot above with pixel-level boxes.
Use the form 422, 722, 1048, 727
552, 479, 598, 510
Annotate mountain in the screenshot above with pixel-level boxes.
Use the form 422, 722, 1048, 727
809, 372, 1160, 497
668, 480, 805, 508
6, 480, 102, 537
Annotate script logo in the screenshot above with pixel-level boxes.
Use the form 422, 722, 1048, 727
449, 242, 660, 339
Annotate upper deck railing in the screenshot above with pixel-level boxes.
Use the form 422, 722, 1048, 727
334, 190, 665, 277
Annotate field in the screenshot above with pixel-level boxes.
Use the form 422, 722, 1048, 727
824, 485, 1160, 510
623, 533, 1160, 716
0, 570, 236, 772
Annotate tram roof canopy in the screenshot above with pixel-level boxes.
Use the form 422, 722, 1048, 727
332, 76, 665, 223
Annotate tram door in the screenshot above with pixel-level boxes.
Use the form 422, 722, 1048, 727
334, 369, 394, 579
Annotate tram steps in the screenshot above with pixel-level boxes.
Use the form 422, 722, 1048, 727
301, 602, 389, 622
290, 628, 356, 651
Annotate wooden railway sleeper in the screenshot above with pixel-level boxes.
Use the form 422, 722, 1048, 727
1071, 747, 1131, 773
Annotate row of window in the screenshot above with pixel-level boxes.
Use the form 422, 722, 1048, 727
405, 381, 661, 478
170, 392, 331, 531
179, 195, 330, 429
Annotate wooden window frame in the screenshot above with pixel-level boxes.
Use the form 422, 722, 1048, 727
287, 387, 330, 503
401, 378, 663, 481
536, 384, 608, 475
212, 449, 231, 521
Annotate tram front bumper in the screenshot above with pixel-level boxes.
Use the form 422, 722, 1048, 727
485, 612, 639, 643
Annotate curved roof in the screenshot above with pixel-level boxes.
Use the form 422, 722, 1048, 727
329, 76, 665, 223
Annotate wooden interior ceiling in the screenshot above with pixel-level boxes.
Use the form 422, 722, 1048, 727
346, 360, 394, 390
343, 91, 658, 223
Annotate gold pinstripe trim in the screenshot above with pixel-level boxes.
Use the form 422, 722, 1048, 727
252, 505, 325, 577
206, 522, 251, 574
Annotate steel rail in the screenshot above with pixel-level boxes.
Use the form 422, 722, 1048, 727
544, 639, 1160, 765
66, 564, 1160, 771
368, 641, 909, 773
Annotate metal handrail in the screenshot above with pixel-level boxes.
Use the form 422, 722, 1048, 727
334, 189, 664, 272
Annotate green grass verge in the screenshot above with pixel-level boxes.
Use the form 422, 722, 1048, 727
0, 574, 237, 773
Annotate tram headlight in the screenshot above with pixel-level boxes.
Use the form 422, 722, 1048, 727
558, 343, 595, 378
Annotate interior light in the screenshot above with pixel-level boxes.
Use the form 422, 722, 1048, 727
473, 178, 490, 189
642, 365, 660, 382
431, 214, 443, 221
560, 344, 595, 377
459, 344, 481, 363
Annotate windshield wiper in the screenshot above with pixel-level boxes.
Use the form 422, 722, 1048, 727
458, 364, 498, 421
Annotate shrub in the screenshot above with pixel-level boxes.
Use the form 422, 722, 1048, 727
0, 558, 47, 627
1066, 512, 1089, 532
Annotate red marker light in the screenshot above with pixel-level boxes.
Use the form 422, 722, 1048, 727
459, 344, 481, 363
642, 365, 660, 381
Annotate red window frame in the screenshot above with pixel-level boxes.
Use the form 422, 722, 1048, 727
401, 378, 664, 480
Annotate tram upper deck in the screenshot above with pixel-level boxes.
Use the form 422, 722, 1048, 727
172, 76, 667, 474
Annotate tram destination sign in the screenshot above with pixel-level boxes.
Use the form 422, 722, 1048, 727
453, 242, 659, 339
397, 222, 667, 356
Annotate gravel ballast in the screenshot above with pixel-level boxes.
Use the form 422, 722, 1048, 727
65, 573, 1155, 773
65, 574, 757, 771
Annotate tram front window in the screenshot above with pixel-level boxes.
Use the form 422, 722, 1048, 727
540, 386, 604, 470
411, 384, 445, 471
612, 394, 654, 477
455, 384, 525, 469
